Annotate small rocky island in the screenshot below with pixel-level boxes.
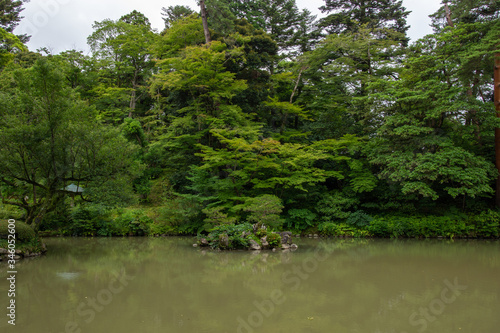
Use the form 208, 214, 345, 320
194, 223, 298, 251
0, 220, 47, 261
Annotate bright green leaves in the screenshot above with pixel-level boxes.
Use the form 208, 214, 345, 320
0, 27, 26, 68
191, 130, 359, 209
152, 41, 247, 118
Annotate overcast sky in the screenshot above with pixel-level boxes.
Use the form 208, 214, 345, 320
15, 0, 442, 54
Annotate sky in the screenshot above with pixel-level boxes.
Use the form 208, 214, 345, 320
15, 0, 443, 54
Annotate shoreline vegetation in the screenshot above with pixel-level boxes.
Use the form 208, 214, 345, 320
2, 2, 500, 246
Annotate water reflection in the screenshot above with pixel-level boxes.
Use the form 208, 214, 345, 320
0, 237, 498, 333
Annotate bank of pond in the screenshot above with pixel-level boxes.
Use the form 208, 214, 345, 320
1, 208, 500, 256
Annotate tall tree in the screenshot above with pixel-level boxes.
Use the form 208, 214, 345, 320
319, 0, 410, 44
87, 11, 157, 119
200, 0, 212, 43
0, 0, 29, 43
430, 0, 500, 32
226, 0, 307, 55
366, 22, 500, 209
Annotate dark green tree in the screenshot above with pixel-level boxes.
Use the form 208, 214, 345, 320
319, 0, 410, 44
226, 0, 308, 55
0, 57, 141, 230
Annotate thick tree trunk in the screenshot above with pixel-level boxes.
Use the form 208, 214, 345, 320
495, 53, 500, 206
200, 0, 211, 44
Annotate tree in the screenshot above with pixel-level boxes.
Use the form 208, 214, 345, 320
428, 0, 500, 207
299, 26, 404, 139
319, 0, 410, 45
0, 26, 26, 68
366, 26, 499, 207
227, 0, 306, 55
0, 0, 29, 43
205, 0, 236, 37
0, 57, 140, 230
148, 41, 250, 188
87, 11, 157, 119
200, 0, 212, 43
161, 5, 194, 29
430, 0, 500, 32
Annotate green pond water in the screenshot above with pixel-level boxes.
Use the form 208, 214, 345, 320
1, 237, 499, 333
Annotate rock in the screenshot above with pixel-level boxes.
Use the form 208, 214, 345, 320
219, 234, 229, 248
14, 255, 21, 260
308, 234, 313, 238
249, 239, 261, 251
313, 234, 319, 238
260, 236, 269, 250
41, 243, 48, 252
272, 248, 277, 252
279, 231, 293, 245
281, 244, 291, 250
15, 249, 22, 254
199, 238, 209, 247
0, 248, 8, 254
192, 244, 198, 247
290, 244, 298, 251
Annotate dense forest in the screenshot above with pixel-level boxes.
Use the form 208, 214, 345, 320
1, 0, 500, 239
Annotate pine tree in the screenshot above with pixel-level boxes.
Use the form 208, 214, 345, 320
319, 0, 409, 45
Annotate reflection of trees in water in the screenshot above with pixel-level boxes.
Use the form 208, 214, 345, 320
2, 237, 498, 333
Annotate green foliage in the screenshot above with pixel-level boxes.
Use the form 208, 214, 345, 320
467, 210, 500, 238
318, 222, 370, 238
367, 215, 470, 239
69, 205, 111, 236
266, 232, 282, 248
243, 195, 284, 229
1, 27, 27, 68
2, 3, 500, 240
285, 208, 317, 231
0, 220, 36, 242
161, 5, 194, 30
204, 223, 253, 249
0, 57, 141, 230
346, 210, 373, 228
202, 206, 237, 226
316, 191, 359, 222
158, 196, 205, 234
122, 117, 147, 147
111, 209, 153, 236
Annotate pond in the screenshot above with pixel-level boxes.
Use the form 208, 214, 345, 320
1, 237, 499, 333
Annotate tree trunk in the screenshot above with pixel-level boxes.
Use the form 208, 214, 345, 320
494, 53, 500, 206
200, 0, 211, 44
444, 2, 454, 27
